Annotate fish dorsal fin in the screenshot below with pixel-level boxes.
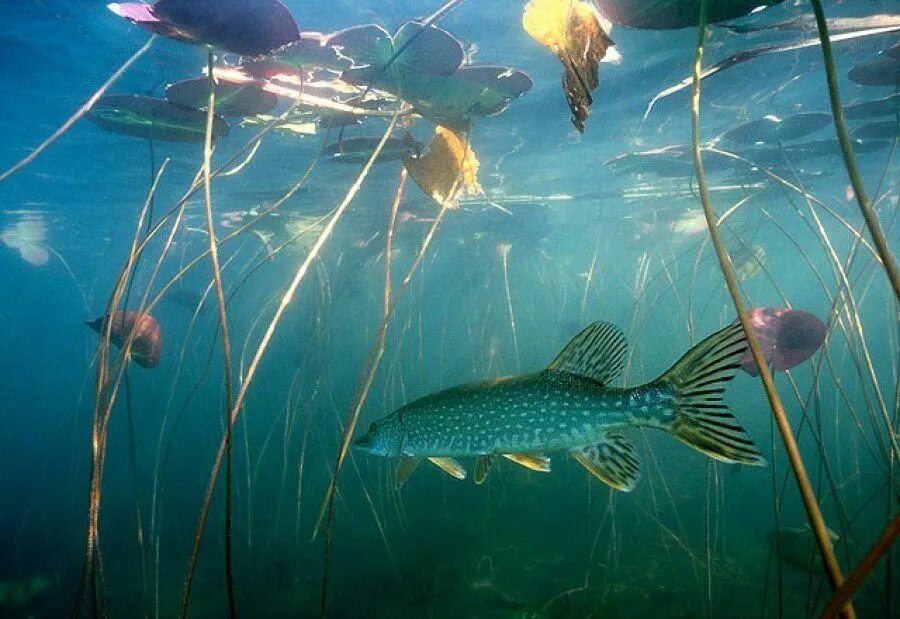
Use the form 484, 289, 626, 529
571, 432, 640, 491
395, 457, 422, 488
502, 453, 551, 473
428, 456, 467, 480
548, 321, 627, 385
474, 455, 495, 484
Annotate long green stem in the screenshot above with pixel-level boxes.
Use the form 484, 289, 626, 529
689, 0, 853, 616
203, 49, 237, 618
808, 0, 900, 302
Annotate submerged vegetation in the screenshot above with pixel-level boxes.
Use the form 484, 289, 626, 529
0, 0, 897, 618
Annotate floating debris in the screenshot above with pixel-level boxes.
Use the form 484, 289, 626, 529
165, 78, 278, 117
107, 0, 299, 57
0, 216, 49, 266
720, 112, 832, 146
88, 95, 229, 142
405, 127, 482, 207
740, 307, 827, 376
523, 0, 615, 132
86, 311, 162, 369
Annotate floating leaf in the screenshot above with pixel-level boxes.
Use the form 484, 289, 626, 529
740, 308, 826, 376
848, 56, 900, 86
324, 136, 421, 164
599, 0, 784, 29
165, 78, 278, 117
399, 65, 533, 131
720, 112, 832, 146
242, 114, 316, 137
107, 0, 299, 57
843, 93, 900, 119
340, 21, 464, 90
270, 31, 352, 72
86, 311, 162, 369
405, 127, 482, 207
852, 120, 900, 141
0, 217, 49, 266
523, 0, 614, 132
89, 95, 229, 142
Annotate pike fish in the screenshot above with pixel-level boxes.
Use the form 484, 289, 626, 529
355, 322, 765, 489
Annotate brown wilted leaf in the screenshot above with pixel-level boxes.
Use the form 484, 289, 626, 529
404, 127, 482, 207
523, 0, 614, 132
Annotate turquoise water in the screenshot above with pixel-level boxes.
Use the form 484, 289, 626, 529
0, 1, 897, 617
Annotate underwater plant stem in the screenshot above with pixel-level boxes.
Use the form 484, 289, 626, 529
821, 515, 900, 618
808, 0, 900, 302
689, 1, 853, 616
203, 49, 237, 619
0, 36, 155, 184
385, 168, 408, 318
179, 111, 402, 619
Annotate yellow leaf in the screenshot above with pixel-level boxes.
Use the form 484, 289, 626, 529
404, 127, 482, 207
523, 0, 614, 132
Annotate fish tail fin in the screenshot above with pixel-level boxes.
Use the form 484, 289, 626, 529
660, 323, 765, 466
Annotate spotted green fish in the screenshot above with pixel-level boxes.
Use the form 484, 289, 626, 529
354, 322, 765, 489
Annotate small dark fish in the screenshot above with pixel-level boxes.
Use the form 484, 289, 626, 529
848, 56, 900, 87
739, 308, 826, 376
86, 311, 162, 369
852, 120, 900, 141
357, 322, 764, 488
721, 112, 831, 146
164, 289, 206, 315
843, 93, 900, 119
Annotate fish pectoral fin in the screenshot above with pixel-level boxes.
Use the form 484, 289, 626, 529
502, 453, 551, 473
474, 455, 495, 484
427, 457, 467, 480
571, 432, 640, 491
548, 321, 627, 385
395, 457, 422, 488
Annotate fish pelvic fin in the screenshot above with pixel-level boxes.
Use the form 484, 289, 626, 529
548, 321, 627, 385
427, 457, 467, 480
395, 457, 422, 489
571, 431, 640, 491
660, 323, 766, 466
502, 453, 551, 473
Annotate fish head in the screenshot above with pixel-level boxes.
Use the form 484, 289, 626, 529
353, 417, 402, 456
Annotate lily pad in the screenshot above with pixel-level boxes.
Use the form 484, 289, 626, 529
740, 308, 826, 376
848, 56, 900, 86
599, 0, 785, 29
523, 0, 614, 132
405, 127, 482, 207
324, 136, 421, 164
87, 311, 162, 369
89, 94, 229, 142
852, 120, 900, 141
165, 78, 278, 116
270, 31, 352, 72
721, 112, 831, 146
843, 93, 900, 119
339, 21, 465, 90
107, 0, 299, 57
0, 217, 49, 266
399, 65, 533, 131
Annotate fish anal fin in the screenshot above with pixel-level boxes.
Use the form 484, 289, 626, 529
395, 457, 422, 488
428, 457, 467, 480
474, 455, 494, 484
502, 453, 551, 473
548, 321, 627, 385
571, 432, 640, 491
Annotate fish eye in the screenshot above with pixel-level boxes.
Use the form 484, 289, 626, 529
368, 422, 377, 433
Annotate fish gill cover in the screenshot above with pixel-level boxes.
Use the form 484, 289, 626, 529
0, 0, 897, 618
